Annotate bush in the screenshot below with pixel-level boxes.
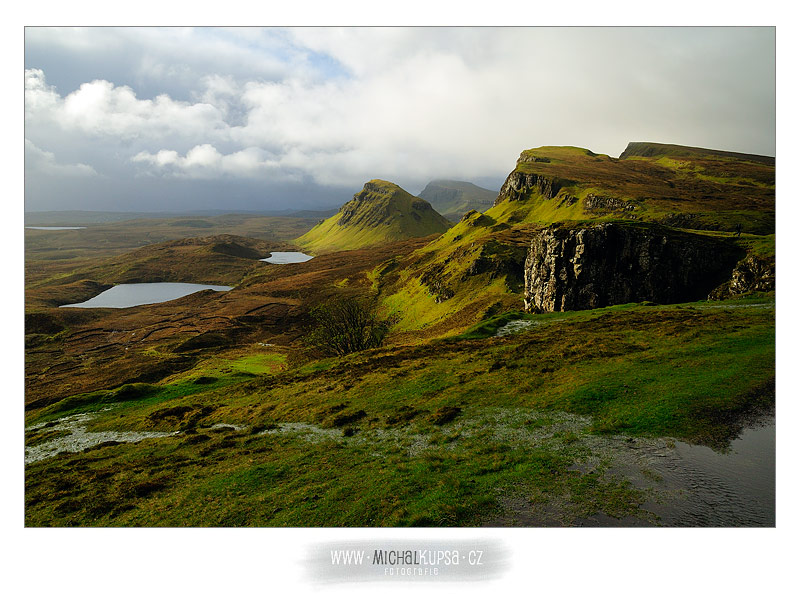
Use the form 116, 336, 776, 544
306, 296, 392, 356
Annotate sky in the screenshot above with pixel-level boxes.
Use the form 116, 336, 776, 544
24, 26, 776, 213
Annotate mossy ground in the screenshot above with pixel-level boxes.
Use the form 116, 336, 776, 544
25, 297, 774, 526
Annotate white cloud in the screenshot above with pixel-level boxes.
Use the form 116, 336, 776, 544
25, 139, 98, 178
26, 69, 228, 142
131, 144, 297, 181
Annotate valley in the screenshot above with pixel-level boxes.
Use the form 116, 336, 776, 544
24, 142, 775, 527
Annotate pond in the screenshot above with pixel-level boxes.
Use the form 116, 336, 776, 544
26, 226, 87, 230
60, 282, 232, 309
261, 251, 313, 264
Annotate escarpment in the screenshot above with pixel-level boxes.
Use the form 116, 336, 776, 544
523, 223, 746, 312
494, 171, 566, 206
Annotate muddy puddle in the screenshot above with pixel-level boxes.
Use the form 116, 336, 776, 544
568, 417, 775, 527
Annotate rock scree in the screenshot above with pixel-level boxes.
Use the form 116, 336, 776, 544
524, 222, 745, 312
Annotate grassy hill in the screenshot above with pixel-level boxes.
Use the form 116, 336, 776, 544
417, 180, 497, 222
295, 180, 451, 253
372, 142, 775, 339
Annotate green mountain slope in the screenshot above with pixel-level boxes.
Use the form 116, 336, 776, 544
295, 180, 451, 253
373, 142, 775, 339
417, 180, 497, 222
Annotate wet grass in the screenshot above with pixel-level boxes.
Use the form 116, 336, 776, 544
25, 297, 774, 526
25, 407, 647, 527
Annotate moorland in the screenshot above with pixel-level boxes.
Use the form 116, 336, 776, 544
24, 142, 775, 526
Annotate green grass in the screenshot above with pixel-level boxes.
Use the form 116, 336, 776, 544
296, 180, 450, 253
25, 405, 647, 527
25, 297, 773, 526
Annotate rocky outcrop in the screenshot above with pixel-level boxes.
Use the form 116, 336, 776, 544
583, 194, 638, 214
494, 171, 566, 206
709, 255, 775, 299
524, 223, 744, 312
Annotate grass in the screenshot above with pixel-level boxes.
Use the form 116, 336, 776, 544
25, 296, 774, 526
25, 405, 647, 527
296, 180, 450, 253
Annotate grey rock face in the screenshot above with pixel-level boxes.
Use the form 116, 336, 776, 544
583, 194, 638, 214
709, 255, 775, 299
524, 223, 744, 312
495, 171, 565, 206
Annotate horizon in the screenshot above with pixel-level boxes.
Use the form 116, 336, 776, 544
25, 27, 776, 213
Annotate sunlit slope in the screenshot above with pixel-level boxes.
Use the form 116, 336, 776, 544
296, 180, 451, 253
373, 143, 775, 339
490, 143, 774, 233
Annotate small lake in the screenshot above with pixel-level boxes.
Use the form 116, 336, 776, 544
60, 282, 232, 309
261, 251, 313, 264
26, 226, 87, 230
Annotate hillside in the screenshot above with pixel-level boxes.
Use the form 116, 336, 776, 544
295, 180, 451, 253
24, 141, 775, 529
373, 142, 775, 339
417, 180, 497, 221
491, 143, 774, 233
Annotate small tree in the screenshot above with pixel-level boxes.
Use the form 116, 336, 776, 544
307, 296, 392, 356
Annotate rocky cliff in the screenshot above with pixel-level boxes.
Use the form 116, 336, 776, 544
708, 255, 775, 299
524, 223, 745, 312
494, 171, 567, 206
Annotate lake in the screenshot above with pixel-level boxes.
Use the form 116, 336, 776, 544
261, 251, 313, 264
60, 282, 232, 309
26, 226, 87, 230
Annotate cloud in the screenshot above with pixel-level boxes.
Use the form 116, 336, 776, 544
26, 68, 228, 143
131, 144, 301, 181
24, 27, 776, 212
25, 139, 98, 177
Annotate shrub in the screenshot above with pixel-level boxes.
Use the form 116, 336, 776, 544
306, 296, 392, 356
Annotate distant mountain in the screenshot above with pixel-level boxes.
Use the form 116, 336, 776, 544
296, 180, 451, 253
417, 180, 497, 222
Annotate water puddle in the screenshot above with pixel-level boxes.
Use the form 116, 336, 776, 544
60, 282, 231, 308
690, 302, 774, 310
25, 412, 179, 465
574, 417, 775, 526
642, 420, 774, 526
495, 318, 564, 337
260, 251, 313, 264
